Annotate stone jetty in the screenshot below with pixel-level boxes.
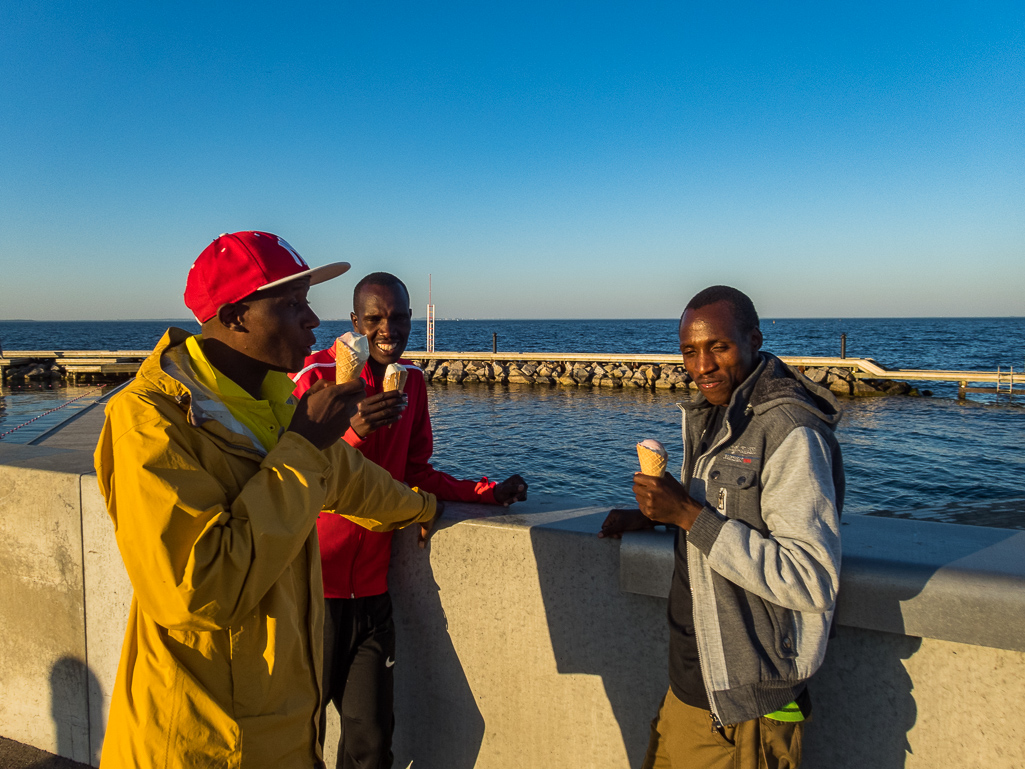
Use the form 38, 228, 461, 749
2, 359, 67, 385
411, 357, 916, 397
1, 350, 926, 396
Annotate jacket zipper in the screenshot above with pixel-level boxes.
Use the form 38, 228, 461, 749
710, 711, 726, 734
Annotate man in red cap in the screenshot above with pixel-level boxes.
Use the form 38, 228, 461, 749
94, 232, 441, 768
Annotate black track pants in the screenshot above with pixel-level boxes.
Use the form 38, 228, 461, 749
319, 593, 396, 769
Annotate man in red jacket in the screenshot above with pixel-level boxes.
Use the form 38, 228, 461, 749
292, 271, 527, 769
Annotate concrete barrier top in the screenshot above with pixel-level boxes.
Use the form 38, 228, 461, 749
472, 503, 1025, 654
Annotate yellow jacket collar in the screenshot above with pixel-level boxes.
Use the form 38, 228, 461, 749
137, 328, 269, 456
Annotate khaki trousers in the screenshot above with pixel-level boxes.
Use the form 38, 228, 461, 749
641, 688, 803, 769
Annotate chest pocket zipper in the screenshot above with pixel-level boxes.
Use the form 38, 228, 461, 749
717, 488, 727, 511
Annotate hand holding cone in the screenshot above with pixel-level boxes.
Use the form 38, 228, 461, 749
637, 438, 668, 477
334, 332, 370, 384
383, 363, 408, 392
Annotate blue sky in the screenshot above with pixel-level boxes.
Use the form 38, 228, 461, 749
1, 2, 1022, 320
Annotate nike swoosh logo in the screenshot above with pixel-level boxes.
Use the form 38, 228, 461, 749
385, 657, 396, 668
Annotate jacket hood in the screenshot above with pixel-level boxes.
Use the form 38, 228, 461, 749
132, 327, 193, 401
748, 352, 843, 428
683, 352, 843, 431
134, 327, 268, 455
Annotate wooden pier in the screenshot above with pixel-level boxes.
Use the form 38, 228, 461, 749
775, 356, 1023, 397
1, 349, 1022, 396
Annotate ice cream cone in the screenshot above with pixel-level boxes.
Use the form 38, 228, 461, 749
334, 332, 369, 384
383, 363, 408, 392
637, 439, 668, 477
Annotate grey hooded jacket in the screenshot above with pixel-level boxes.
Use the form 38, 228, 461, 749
671, 352, 844, 726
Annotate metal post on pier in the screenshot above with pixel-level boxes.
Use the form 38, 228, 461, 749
426, 274, 435, 354
840, 333, 847, 359
492, 333, 497, 354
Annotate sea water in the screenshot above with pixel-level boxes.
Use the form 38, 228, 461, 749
2, 318, 1023, 515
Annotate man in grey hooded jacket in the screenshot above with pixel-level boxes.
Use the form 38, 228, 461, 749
601, 285, 844, 769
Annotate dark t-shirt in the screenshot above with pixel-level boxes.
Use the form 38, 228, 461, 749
667, 527, 708, 708
667, 406, 724, 709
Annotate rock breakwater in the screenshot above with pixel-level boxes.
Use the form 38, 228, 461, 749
2, 360, 66, 384
411, 358, 916, 397
0, 352, 916, 397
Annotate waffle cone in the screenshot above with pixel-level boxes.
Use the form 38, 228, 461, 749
334, 340, 362, 384
383, 364, 408, 392
637, 443, 668, 477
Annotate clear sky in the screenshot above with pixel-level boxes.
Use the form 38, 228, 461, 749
1, 2, 1022, 320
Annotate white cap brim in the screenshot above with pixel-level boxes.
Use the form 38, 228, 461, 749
258, 261, 351, 292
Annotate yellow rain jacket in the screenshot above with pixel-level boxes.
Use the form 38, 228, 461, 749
94, 328, 436, 768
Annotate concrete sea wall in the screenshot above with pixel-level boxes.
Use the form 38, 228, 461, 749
2, 418, 1022, 767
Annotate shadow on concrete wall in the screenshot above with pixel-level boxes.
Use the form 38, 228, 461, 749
392, 571, 485, 769
45, 656, 101, 767
806, 627, 920, 768
531, 512, 1015, 769
798, 525, 930, 767
530, 518, 671, 767
804, 519, 1025, 767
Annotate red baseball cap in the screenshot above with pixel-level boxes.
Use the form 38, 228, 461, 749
184, 231, 350, 323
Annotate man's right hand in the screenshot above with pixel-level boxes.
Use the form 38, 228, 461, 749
349, 391, 408, 439
598, 508, 657, 539
287, 379, 366, 450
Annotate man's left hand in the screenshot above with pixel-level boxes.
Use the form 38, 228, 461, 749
633, 472, 703, 531
493, 474, 528, 506
349, 391, 407, 439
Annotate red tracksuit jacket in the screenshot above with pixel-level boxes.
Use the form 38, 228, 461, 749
291, 348, 497, 598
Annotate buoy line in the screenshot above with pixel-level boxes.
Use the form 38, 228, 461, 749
0, 387, 106, 440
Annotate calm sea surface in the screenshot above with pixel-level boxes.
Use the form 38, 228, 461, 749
2, 318, 1023, 515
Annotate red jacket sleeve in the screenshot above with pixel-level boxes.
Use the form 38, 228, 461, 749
403, 372, 497, 504
290, 350, 335, 398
